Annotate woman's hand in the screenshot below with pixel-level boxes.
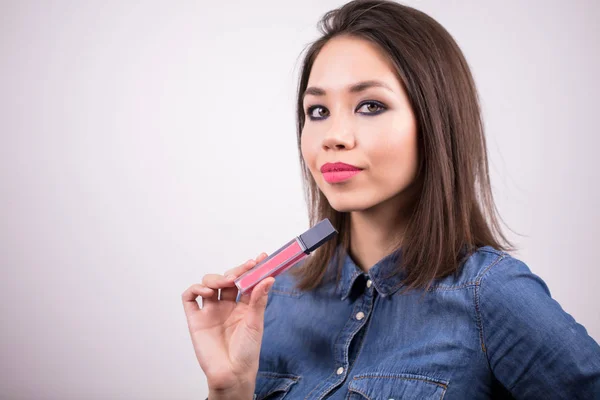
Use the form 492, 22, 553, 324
182, 253, 275, 397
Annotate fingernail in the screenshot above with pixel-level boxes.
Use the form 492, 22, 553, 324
226, 274, 236, 281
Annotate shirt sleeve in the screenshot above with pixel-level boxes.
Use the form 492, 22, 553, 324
477, 255, 600, 399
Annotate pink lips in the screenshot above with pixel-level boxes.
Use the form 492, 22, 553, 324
320, 162, 363, 183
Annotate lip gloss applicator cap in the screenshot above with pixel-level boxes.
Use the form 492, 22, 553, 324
298, 218, 337, 253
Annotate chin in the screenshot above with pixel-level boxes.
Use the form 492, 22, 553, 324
324, 195, 378, 213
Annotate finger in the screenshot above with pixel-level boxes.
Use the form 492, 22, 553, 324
221, 254, 268, 302
255, 252, 268, 263
222, 252, 268, 278
218, 259, 255, 302
181, 284, 216, 315
223, 259, 255, 280
220, 278, 247, 302
243, 277, 275, 339
201, 273, 237, 290
237, 256, 272, 306
223, 258, 257, 278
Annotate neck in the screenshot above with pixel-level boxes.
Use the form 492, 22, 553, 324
348, 188, 418, 272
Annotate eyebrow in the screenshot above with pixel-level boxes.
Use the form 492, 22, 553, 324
303, 80, 394, 99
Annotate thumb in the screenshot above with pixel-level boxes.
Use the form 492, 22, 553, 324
243, 278, 275, 338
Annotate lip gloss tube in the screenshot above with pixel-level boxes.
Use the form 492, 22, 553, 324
234, 218, 338, 295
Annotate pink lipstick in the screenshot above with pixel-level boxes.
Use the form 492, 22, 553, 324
234, 219, 337, 295
320, 162, 363, 183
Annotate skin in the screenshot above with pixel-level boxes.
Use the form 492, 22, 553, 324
301, 35, 421, 271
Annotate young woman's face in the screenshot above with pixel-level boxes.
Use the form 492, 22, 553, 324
301, 36, 419, 213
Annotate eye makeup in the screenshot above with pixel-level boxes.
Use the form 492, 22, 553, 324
306, 100, 388, 120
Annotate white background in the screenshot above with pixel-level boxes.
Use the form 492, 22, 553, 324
1, 1, 598, 399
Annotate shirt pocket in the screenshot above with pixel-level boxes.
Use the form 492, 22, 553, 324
346, 372, 449, 400
254, 372, 300, 400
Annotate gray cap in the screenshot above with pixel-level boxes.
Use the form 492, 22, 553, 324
298, 218, 338, 253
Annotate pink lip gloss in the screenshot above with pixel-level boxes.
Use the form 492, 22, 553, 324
234, 219, 337, 295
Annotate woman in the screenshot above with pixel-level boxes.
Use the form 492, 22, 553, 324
182, 1, 600, 398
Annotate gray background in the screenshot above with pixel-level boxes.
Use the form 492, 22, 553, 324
1, 1, 598, 399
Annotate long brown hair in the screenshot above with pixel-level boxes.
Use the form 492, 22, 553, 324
291, 0, 515, 293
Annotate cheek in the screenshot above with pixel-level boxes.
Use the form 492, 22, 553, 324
300, 134, 308, 163
300, 130, 317, 168
369, 127, 419, 180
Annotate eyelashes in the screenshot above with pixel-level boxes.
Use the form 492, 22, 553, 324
305, 100, 388, 121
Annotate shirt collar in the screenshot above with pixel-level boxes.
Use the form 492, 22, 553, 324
334, 244, 406, 300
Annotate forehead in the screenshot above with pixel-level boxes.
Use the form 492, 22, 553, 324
307, 36, 400, 91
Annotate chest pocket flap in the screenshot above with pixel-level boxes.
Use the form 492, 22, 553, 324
254, 372, 300, 400
347, 372, 448, 400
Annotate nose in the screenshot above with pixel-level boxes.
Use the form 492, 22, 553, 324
321, 116, 356, 151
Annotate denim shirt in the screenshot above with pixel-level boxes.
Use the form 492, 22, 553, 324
254, 245, 600, 399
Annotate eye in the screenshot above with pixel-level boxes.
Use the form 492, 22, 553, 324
306, 106, 330, 120
305, 100, 387, 121
356, 101, 386, 115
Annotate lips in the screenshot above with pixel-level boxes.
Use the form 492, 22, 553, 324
320, 162, 363, 183
320, 162, 362, 173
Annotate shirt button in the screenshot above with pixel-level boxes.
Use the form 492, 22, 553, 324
336, 367, 344, 375
366, 279, 373, 288
356, 312, 365, 320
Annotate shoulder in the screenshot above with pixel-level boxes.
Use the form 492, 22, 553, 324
464, 245, 514, 283
473, 247, 583, 342
462, 245, 542, 288
464, 246, 555, 313
428, 245, 525, 290
473, 248, 552, 302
